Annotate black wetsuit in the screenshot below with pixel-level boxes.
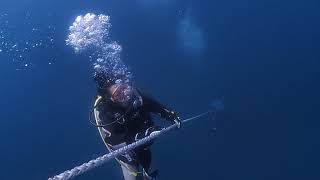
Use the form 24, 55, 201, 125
96, 91, 174, 170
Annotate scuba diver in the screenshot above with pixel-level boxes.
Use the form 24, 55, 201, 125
91, 70, 181, 180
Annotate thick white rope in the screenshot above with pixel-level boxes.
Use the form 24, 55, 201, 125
48, 111, 212, 180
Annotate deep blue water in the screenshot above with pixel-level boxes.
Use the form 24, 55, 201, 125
1, 0, 320, 179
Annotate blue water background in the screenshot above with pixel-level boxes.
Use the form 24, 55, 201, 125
0, 0, 319, 179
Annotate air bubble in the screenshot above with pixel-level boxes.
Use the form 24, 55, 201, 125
66, 13, 131, 84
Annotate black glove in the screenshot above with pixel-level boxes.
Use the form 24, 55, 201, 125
165, 110, 181, 129
173, 116, 182, 129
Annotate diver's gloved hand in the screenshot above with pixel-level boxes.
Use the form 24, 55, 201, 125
166, 110, 181, 129
136, 126, 162, 141
174, 116, 182, 129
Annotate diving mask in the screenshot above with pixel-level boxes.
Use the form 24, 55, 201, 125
110, 83, 142, 109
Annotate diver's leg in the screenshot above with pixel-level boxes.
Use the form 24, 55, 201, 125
107, 143, 141, 180
128, 126, 161, 179
137, 148, 152, 170
136, 148, 158, 179
120, 163, 140, 180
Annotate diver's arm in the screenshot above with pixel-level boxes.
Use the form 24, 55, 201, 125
142, 94, 172, 118
142, 93, 181, 128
